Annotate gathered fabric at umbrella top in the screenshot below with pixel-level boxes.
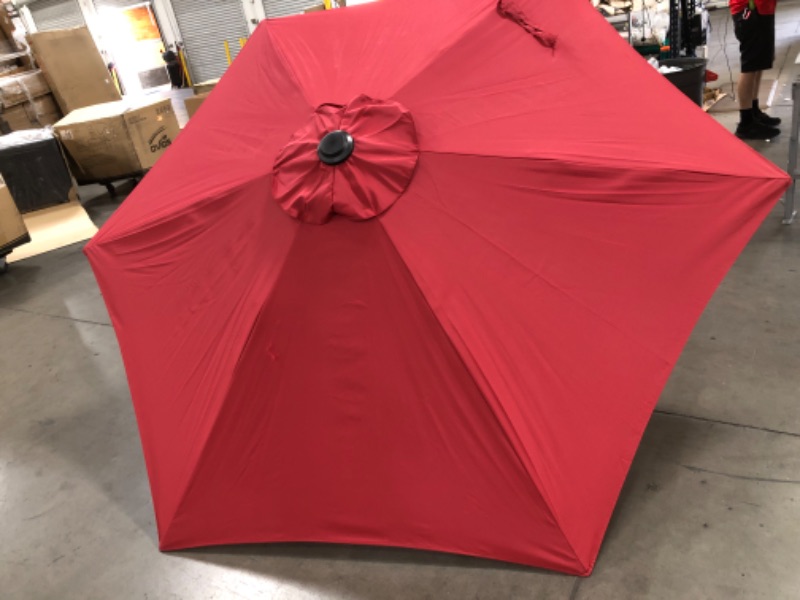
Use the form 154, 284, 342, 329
273, 94, 419, 223
86, 0, 789, 576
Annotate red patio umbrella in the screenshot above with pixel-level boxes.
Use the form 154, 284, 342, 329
85, 0, 789, 576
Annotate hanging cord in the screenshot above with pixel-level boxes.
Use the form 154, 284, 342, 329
720, 10, 737, 99
643, 0, 666, 42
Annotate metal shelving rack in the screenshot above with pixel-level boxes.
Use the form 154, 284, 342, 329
784, 78, 799, 225
669, 0, 681, 57
669, 0, 699, 58
606, 12, 634, 45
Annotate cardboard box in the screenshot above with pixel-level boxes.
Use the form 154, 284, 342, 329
0, 9, 16, 45
0, 70, 51, 109
1, 93, 61, 131
192, 79, 219, 95
54, 98, 180, 181
304, 4, 327, 12
184, 92, 209, 119
0, 38, 17, 56
0, 64, 28, 79
28, 27, 121, 115
0, 176, 30, 256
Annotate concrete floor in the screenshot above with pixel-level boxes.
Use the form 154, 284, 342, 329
2, 6, 800, 600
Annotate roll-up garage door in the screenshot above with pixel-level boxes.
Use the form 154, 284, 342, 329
93, 0, 140, 9
170, 0, 249, 84
94, 0, 145, 9
263, 0, 310, 19
28, 0, 85, 31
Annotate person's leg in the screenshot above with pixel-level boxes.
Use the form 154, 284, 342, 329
734, 11, 780, 138
738, 71, 758, 111
752, 70, 780, 124
752, 69, 763, 107
752, 15, 781, 126
737, 69, 779, 137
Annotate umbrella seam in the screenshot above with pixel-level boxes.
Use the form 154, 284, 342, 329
377, 218, 587, 572
159, 224, 304, 542
419, 149, 790, 182
401, 196, 673, 367
94, 174, 276, 246
263, 23, 316, 112
440, 314, 589, 573
389, 3, 497, 101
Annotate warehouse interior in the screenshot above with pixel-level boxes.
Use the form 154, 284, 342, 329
1, 0, 799, 598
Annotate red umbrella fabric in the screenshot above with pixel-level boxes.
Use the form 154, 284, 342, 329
85, 0, 789, 576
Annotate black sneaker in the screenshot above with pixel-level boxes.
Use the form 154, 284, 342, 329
735, 120, 781, 140
754, 107, 782, 127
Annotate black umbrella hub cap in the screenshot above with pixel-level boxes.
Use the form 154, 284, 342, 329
273, 95, 420, 225
318, 130, 355, 165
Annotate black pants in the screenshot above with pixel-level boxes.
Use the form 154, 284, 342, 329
733, 9, 776, 73
166, 62, 184, 88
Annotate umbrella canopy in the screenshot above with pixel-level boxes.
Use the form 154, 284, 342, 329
85, 0, 789, 576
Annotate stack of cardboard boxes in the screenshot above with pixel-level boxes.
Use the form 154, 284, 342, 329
21, 25, 181, 182
0, 6, 29, 78
0, 17, 127, 133
0, 11, 183, 266
0, 6, 59, 132
2, 22, 181, 184
0, 69, 61, 132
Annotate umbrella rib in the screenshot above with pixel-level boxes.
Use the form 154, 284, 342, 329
434, 310, 589, 572
388, 4, 496, 101
263, 24, 316, 112
376, 218, 587, 571
418, 149, 789, 183
159, 225, 305, 540
396, 192, 672, 366
93, 173, 276, 247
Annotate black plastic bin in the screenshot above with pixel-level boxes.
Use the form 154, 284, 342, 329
661, 57, 707, 107
0, 130, 73, 214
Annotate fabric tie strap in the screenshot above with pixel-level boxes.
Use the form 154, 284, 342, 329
497, 0, 558, 49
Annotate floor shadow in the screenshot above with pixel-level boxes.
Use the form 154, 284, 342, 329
597, 412, 702, 563
174, 541, 574, 600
